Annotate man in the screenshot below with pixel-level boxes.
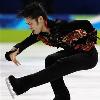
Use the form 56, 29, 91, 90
5, 2, 98, 100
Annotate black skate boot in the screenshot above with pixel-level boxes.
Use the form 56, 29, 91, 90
5, 75, 30, 98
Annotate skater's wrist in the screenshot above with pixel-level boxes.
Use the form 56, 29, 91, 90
5, 47, 18, 61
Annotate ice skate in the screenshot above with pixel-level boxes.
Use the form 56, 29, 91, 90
5, 75, 32, 98
5, 76, 16, 99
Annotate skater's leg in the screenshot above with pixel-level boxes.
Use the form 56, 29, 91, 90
45, 53, 70, 99
8, 48, 98, 95
7, 50, 70, 96
50, 78, 70, 100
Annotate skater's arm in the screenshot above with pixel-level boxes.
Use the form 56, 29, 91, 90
5, 33, 38, 61
13, 33, 38, 53
64, 20, 94, 33
64, 20, 96, 43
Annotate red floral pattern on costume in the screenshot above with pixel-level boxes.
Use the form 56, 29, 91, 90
62, 29, 87, 44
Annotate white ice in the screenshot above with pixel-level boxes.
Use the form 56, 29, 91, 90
0, 43, 100, 100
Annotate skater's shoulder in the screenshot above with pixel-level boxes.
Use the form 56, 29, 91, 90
68, 19, 92, 24
47, 18, 68, 28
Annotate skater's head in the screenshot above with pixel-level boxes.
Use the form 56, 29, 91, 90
18, 2, 48, 34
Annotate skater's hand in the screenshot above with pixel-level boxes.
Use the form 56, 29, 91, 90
10, 48, 21, 66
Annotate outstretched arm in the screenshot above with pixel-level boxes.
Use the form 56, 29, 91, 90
13, 33, 38, 53
5, 33, 38, 65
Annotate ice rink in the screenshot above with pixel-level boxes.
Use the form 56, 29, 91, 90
0, 43, 100, 100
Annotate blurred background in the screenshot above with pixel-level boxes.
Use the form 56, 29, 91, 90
0, 0, 100, 100
0, 0, 100, 43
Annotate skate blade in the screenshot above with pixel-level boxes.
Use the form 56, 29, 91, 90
5, 78, 16, 99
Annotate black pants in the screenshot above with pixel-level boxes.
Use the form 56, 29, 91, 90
19, 47, 98, 99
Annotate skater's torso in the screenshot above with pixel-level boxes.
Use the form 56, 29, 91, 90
32, 19, 97, 52
14, 19, 97, 53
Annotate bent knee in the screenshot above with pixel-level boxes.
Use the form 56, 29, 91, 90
45, 55, 58, 68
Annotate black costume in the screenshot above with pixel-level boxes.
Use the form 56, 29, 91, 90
5, 19, 98, 100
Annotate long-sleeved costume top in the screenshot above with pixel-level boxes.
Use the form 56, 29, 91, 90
5, 19, 98, 61
14, 19, 97, 52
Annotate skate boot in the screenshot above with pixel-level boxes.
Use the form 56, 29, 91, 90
5, 75, 30, 98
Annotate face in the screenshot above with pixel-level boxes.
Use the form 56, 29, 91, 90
25, 17, 44, 34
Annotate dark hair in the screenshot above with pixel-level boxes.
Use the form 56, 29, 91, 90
18, 2, 47, 20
